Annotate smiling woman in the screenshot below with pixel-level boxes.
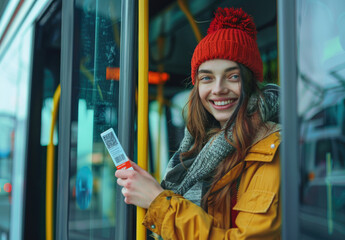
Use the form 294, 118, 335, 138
116, 7, 281, 239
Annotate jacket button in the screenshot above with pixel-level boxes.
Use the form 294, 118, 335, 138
271, 144, 275, 149
166, 196, 172, 200
151, 224, 156, 229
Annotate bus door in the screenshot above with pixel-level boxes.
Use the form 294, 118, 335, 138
57, 0, 279, 239
56, 0, 137, 239
146, 0, 278, 239
147, 0, 278, 239
279, 0, 345, 239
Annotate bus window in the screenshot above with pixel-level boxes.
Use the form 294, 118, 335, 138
0, 12, 35, 240
66, 0, 122, 239
297, 0, 345, 239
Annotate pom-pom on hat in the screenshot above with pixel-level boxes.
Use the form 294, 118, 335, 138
191, 7, 263, 84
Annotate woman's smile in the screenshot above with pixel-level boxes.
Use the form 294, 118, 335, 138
210, 98, 238, 109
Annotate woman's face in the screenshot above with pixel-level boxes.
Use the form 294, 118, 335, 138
197, 59, 242, 128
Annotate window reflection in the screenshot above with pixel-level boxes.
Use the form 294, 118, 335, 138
298, 0, 345, 239
0, 116, 14, 238
68, 0, 121, 239
0, 22, 33, 239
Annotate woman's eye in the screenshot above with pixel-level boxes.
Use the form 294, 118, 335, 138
228, 74, 240, 81
200, 76, 211, 81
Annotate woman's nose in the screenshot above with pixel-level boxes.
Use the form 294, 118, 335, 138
212, 79, 228, 95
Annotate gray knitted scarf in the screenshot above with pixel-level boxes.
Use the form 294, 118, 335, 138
160, 85, 280, 206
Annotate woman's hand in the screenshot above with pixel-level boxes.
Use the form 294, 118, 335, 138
115, 161, 164, 209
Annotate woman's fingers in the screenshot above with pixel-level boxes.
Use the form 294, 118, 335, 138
114, 165, 164, 208
115, 168, 134, 179
116, 177, 126, 187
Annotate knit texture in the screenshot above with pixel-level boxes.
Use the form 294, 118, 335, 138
191, 8, 263, 84
161, 86, 280, 206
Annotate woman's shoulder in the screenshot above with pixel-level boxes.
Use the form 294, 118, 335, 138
252, 122, 281, 147
245, 122, 281, 163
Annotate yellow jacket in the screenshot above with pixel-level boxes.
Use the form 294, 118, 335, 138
143, 130, 281, 239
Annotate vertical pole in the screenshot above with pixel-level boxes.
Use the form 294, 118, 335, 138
56, 0, 74, 239
278, 0, 299, 239
116, 0, 137, 239
137, 0, 149, 239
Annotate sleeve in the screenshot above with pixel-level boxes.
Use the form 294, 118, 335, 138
142, 153, 281, 240
143, 190, 215, 239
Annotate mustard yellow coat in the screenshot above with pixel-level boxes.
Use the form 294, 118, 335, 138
143, 131, 281, 240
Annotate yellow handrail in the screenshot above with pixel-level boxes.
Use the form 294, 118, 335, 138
46, 84, 61, 240
137, 0, 149, 239
177, 0, 203, 42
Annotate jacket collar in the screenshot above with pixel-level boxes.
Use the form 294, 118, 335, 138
245, 130, 280, 162
210, 125, 281, 193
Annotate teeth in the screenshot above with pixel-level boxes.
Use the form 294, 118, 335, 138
214, 100, 234, 106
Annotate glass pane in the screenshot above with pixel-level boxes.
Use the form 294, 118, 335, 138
68, 0, 121, 239
0, 24, 33, 240
297, 0, 345, 239
0, 116, 13, 240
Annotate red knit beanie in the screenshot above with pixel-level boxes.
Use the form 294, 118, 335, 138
191, 7, 263, 84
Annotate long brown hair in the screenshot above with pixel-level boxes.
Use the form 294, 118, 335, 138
183, 63, 264, 209
181, 79, 220, 160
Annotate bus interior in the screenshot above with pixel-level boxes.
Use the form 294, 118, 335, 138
0, 0, 344, 239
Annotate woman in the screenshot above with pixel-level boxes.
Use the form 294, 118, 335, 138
116, 7, 281, 239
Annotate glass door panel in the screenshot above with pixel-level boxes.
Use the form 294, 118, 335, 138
68, 0, 121, 239
297, 0, 345, 239
0, 23, 34, 240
